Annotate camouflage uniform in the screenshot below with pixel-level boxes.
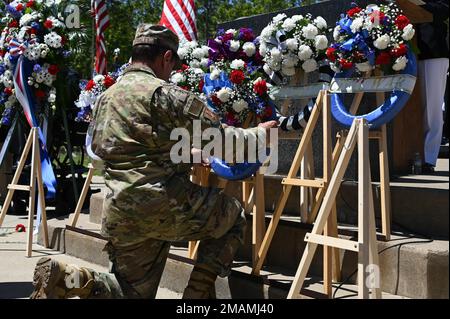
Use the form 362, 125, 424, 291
78, 28, 264, 298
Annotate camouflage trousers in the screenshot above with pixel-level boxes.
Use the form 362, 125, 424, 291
83, 184, 246, 299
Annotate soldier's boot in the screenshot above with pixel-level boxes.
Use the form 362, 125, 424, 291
30, 257, 95, 299
183, 265, 218, 299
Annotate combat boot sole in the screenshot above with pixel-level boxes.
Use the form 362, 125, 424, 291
30, 257, 66, 299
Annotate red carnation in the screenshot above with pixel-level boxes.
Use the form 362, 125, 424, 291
376, 52, 391, 65
198, 79, 205, 93
370, 11, 386, 24
210, 94, 222, 106
326, 47, 337, 62
27, 28, 37, 35
253, 79, 268, 96
8, 21, 18, 28
395, 15, 410, 30
347, 7, 362, 18
103, 75, 116, 88
222, 33, 234, 42
48, 65, 59, 75
230, 70, 245, 85
26, 1, 35, 8
180, 86, 189, 91
339, 58, 353, 70
61, 35, 67, 46
44, 19, 53, 29
391, 44, 408, 58
4, 88, 13, 96
35, 90, 46, 99
85, 80, 95, 91
181, 64, 189, 71
0, 49, 5, 57
16, 3, 24, 11
15, 224, 26, 232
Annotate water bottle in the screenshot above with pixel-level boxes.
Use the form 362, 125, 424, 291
412, 152, 422, 175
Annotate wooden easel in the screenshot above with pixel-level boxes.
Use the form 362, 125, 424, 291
188, 114, 266, 264
252, 90, 341, 298
0, 127, 49, 257
288, 118, 381, 299
68, 163, 95, 227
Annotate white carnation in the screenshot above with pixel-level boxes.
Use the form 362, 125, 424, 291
171, 72, 185, 84
298, 45, 313, 61
232, 99, 248, 113
314, 35, 328, 51
93, 74, 105, 83
291, 15, 304, 23
273, 13, 287, 23
282, 18, 296, 32
201, 45, 210, 56
351, 17, 364, 33
200, 58, 209, 68
192, 48, 206, 59
177, 47, 189, 60
217, 87, 232, 102
229, 40, 241, 52
270, 47, 282, 62
302, 59, 318, 73
373, 34, 390, 50
230, 59, 245, 70
402, 24, 415, 41
286, 38, 299, 51
392, 56, 408, 71
355, 62, 373, 72
260, 26, 274, 41
226, 29, 237, 35
20, 13, 38, 27
243, 42, 256, 57
314, 16, 327, 29
190, 60, 201, 69
302, 24, 318, 40
210, 68, 221, 80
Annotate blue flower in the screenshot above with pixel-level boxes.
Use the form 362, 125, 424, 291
0, 63, 5, 76
33, 64, 42, 73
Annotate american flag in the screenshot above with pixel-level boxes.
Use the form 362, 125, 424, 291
160, 0, 198, 42
91, 0, 110, 75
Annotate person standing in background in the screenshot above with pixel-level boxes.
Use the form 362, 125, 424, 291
417, 0, 449, 173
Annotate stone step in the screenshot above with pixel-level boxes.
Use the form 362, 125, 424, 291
89, 169, 449, 239
37, 213, 449, 299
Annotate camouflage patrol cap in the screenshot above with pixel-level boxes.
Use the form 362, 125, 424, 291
133, 24, 182, 68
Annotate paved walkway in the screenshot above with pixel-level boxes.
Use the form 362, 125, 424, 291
0, 215, 180, 299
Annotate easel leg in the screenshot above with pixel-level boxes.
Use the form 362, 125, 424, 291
369, 175, 382, 299
69, 165, 95, 227
26, 129, 38, 257
288, 120, 360, 298
252, 171, 266, 267
253, 92, 325, 275
379, 124, 391, 241
357, 120, 370, 299
0, 130, 34, 227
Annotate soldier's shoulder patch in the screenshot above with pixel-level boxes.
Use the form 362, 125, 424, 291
185, 95, 205, 118
165, 84, 190, 104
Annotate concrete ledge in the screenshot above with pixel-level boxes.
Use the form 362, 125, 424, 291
38, 214, 448, 299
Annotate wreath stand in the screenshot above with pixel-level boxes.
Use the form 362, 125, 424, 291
188, 115, 266, 266
288, 117, 381, 299
0, 127, 50, 257
68, 163, 95, 227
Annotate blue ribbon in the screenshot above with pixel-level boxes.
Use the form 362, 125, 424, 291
203, 71, 233, 111
339, 25, 375, 66
14, 57, 57, 199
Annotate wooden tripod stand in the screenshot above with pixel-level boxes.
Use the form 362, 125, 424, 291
288, 118, 381, 299
0, 127, 49, 257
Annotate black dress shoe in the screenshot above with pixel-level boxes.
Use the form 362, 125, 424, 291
422, 163, 435, 174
